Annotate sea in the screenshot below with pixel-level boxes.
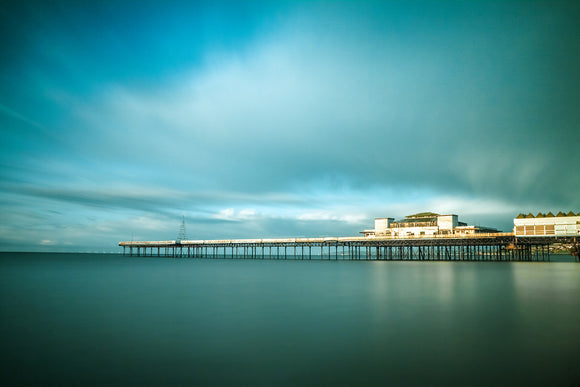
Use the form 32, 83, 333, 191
1, 252, 579, 387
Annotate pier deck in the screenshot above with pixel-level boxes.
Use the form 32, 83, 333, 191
119, 234, 578, 262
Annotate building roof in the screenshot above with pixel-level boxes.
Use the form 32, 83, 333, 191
405, 212, 439, 219
392, 217, 437, 224
392, 212, 440, 224
516, 211, 578, 218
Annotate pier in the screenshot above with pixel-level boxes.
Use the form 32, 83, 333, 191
119, 234, 578, 262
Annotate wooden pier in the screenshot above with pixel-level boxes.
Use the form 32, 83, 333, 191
119, 234, 578, 262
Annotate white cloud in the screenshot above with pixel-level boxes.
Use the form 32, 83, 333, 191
296, 211, 365, 224
39, 239, 56, 245
212, 208, 235, 220
211, 208, 259, 221
238, 209, 257, 219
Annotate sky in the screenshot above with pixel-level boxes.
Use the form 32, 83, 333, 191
1, 0, 579, 252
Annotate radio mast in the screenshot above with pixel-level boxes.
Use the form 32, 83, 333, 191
177, 216, 187, 243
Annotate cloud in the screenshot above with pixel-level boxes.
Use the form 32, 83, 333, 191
211, 208, 253, 221
296, 211, 366, 224
62, 4, 578, 208
0, 103, 46, 130
39, 239, 56, 246
1, 184, 188, 214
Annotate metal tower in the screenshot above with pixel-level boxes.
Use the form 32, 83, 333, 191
177, 216, 187, 243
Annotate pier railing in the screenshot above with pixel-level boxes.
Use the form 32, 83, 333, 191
119, 232, 516, 247
119, 233, 578, 262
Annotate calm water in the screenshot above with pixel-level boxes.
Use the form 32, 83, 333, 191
1, 253, 579, 387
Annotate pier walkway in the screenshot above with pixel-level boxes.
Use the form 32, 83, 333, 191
119, 234, 578, 262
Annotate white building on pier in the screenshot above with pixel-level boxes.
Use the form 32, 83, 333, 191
362, 212, 499, 238
514, 211, 580, 236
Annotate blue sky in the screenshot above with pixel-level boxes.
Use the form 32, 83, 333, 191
1, 1, 579, 252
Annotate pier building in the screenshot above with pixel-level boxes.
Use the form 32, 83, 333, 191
514, 211, 580, 236
361, 212, 499, 238
119, 212, 579, 262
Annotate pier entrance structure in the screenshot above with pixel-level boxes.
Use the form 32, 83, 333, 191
119, 234, 576, 262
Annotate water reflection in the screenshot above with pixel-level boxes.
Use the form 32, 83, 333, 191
1, 254, 579, 386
